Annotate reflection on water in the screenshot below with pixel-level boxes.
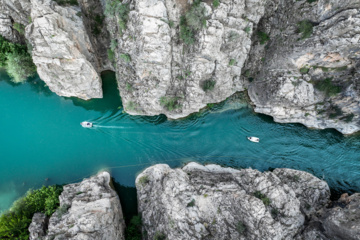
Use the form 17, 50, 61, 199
0, 70, 359, 215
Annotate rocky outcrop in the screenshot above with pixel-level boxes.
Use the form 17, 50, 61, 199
29, 171, 125, 240
106, 0, 267, 118
136, 162, 331, 239
29, 213, 48, 240
246, 0, 360, 134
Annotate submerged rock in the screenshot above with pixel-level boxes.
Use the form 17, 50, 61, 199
29, 171, 125, 240
136, 162, 330, 239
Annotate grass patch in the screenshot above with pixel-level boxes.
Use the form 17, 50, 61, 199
179, 0, 208, 45
313, 78, 341, 97
229, 59, 236, 66
105, 0, 130, 35
228, 31, 240, 41
297, 20, 314, 40
257, 31, 269, 45
107, 49, 115, 62
13, 23, 25, 35
154, 231, 166, 240
0, 186, 62, 239
254, 191, 271, 206
201, 79, 216, 92
160, 96, 180, 111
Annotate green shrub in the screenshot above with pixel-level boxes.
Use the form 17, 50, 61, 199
105, 0, 130, 35
297, 20, 314, 40
154, 231, 166, 240
0, 35, 28, 67
341, 113, 355, 123
160, 96, 180, 111
13, 23, 25, 35
180, 0, 207, 45
328, 105, 343, 119
187, 199, 195, 207
254, 191, 271, 206
236, 221, 246, 234
244, 26, 251, 34
229, 59, 236, 66
107, 49, 115, 62
202, 79, 216, 92
125, 215, 142, 240
335, 66, 347, 72
120, 53, 131, 63
6, 52, 37, 83
213, 0, 220, 8
307, 0, 317, 3
300, 67, 309, 74
257, 31, 269, 44
271, 208, 279, 218
313, 78, 341, 97
0, 185, 62, 239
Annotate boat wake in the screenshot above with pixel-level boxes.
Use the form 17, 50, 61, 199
93, 125, 127, 129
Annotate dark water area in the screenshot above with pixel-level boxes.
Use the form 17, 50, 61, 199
0, 70, 359, 215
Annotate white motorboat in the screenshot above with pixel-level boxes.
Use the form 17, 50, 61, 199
81, 121, 93, 128
247, 136, 259, 143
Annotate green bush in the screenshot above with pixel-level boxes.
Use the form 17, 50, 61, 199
300, 67, 309, 74
186, 199, 195, 207
138, 175, 149, 186
229, 59, 236, 66
257, 31, 269, 45
180, 0, 207, 45
160, 96, 180, 111
202, 79, 216, 92
6, 52, 37, 83
328, 105, 343, 119
0, 185, 63, 239
341, 113, 355, 123
125, 215, 142, 240
0, 35, 27, 67
105, 0, 130, 35
297, 20, 314, 40
213, 0, 220, 8
313, 78, 341, 97
107, 49, 115, 62
254, 191, 271, 206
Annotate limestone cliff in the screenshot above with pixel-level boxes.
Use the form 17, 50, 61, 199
136, 162, 360, 240
28, 171, 125, 240
246, 0, 360, 134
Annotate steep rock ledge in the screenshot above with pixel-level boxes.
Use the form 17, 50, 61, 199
246, 0, 360, 134
106, 0, 267, 118
29, 171, 125, 240
136, 162, 331, 239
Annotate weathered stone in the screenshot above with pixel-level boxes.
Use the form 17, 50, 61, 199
29, 213, 48, 240
28, 171, 125, 240
136, 162, 331, 240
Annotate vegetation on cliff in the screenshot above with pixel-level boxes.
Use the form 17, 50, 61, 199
0, 36, 36, 83
0, 185, 62, 240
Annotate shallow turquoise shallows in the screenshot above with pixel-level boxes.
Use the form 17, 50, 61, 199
0, 71, 360, 213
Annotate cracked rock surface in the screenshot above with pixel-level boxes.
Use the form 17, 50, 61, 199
136, 162, 330, 240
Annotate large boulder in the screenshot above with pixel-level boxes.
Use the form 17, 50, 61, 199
29, 171, 125, 240
136, 162, 330, 240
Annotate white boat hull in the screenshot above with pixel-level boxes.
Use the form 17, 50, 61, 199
247, 136, 259, 143
81, 121, 93, 128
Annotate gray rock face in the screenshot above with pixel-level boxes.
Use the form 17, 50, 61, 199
322, 193, 360, 240
247, 0, 360, 134
26, 0, 103, 100
136, 162, 330, 240
29, 171, 125, 240
106, 0, 266, 118
29, 213, 48, 240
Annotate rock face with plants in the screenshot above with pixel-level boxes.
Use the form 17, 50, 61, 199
136, 162, 332, 239
246, 0, 360, 134
106, 0, 267, 118
28, 171, 125, 240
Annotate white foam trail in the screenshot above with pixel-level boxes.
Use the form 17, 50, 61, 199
93, 125, 126, 129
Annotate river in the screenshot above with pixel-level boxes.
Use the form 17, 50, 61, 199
0, 70, 359, 215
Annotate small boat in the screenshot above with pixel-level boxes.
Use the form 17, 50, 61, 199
247, 136, 259, 143
81, 121, 93, 128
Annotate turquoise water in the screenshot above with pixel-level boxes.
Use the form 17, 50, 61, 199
0, 70, 360, 213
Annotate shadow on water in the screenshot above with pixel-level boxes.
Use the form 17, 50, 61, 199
68, 71, 122, 113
